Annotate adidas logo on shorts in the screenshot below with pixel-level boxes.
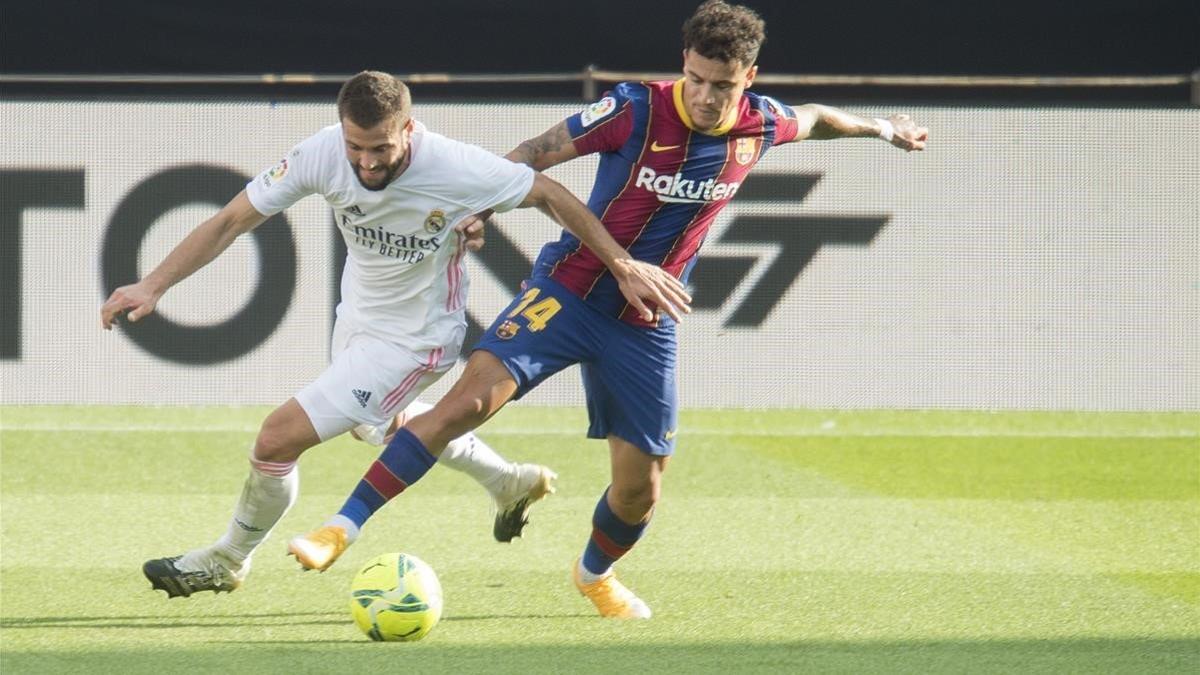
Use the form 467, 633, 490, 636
352, 389, 371, 408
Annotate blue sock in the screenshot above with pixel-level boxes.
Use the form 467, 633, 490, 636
337, 428, 436, 529
581, 487, 649, 575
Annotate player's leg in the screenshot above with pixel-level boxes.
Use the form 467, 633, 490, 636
338, 295, 556, 541
204, 398, 321, 565
336, 350, 522, 535
586, 437, 668, 569
292, 351, 522, 571
143, 398, 331, 598
360, 399, 558, 542
571, 322, 677, 619
425, 279, 601, 542
292, 278, 593, 570
573, 436, 666, 619
287, 341, 459, 571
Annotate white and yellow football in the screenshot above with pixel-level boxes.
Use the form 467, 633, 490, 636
349, 552, 443, 642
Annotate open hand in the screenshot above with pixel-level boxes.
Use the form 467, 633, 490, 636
100, 282, 160, 330
888, 114, 929, 152
611, 259, 692, 322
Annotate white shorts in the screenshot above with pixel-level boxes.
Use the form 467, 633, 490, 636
295, 314, 463, 442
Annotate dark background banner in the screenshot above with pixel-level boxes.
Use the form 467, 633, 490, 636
6, 0, 1198, 76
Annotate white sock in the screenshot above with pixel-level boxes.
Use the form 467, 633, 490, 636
324, 513, 361, 543
211, 457, 299, 569
403, 400, 512, 497
577, 558, 608, 584
438, 433, 512, 497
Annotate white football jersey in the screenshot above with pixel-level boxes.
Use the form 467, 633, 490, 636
246, 122, 535, 351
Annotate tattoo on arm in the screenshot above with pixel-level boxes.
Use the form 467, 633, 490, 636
811, 105, 877, 140
508, 122, 573, 170
795, 104, 876, 140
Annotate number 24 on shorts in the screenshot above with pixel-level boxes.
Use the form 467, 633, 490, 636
507, 287, 562, 331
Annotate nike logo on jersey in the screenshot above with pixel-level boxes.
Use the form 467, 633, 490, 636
650, 141, 681, 152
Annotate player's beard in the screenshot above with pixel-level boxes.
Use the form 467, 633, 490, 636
352, 156, 403, 191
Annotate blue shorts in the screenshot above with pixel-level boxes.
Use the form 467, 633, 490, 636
474, 277, 678, 456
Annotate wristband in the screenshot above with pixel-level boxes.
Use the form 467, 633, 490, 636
874, 118, 895, 142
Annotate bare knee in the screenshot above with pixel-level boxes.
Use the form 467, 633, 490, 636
607, 437, 667, 523
254, 425, 299, 463
607, 480, 660, 523
253, 402, 318, 463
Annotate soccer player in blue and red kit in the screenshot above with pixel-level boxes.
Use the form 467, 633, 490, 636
291, 0, 928, 618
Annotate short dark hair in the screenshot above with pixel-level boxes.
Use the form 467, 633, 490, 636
336, 71, 412, 129
681, 0, 766, 67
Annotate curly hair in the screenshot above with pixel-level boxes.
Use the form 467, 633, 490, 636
336, 71, 412, 129
681, 0, 766, 66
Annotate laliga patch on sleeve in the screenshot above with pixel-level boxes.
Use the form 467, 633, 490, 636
580, 96, 617, 127
259, 158, 289, 188
761, 96, 794, 119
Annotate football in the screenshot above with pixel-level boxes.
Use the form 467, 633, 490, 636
349, 552, 443, 642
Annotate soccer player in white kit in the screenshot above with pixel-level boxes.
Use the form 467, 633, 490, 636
101, 71, 691, 598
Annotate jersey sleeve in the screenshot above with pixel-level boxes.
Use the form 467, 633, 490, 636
454, 142, 536, 214
564, 82, 638, 155
244, 131, 324, 216
758, 95, 801, 147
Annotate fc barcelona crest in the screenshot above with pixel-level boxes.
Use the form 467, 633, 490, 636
734, 137, 757, 165
496, 320, 520, 340
424, 209, 447, 233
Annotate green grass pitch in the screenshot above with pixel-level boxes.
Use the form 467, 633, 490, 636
1, 406, 1197, 673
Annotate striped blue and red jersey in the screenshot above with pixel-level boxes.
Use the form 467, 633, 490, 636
530, 79, 800, 327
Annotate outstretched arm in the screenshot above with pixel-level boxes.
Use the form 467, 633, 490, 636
518, 173, 691, 322
792, 104, 929, 151
505, 121, 580, 171
100, 190, 267, 329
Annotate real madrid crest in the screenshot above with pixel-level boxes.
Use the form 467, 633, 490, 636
424, 209, 447, 234
734, 137, 757, 165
